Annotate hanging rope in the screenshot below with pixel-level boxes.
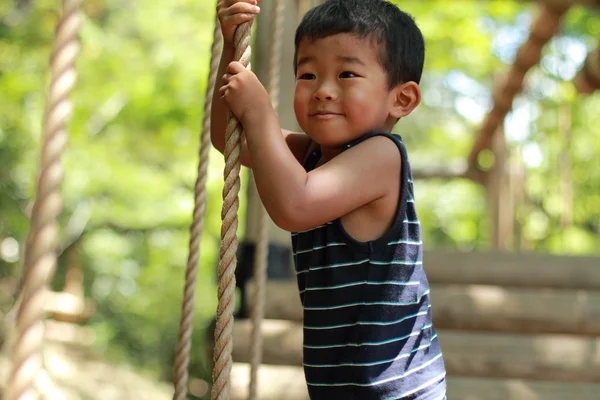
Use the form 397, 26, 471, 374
247, 0, 285, 398
172, 18, 223, 400
211, 18, 253, 400
7, 1, 82, 399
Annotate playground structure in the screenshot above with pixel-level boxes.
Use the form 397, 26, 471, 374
228, 0, 600, 399
1, 0, 600, 399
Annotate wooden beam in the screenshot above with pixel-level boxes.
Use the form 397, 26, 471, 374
44, 290, 95, 322
574, 47, 600, 94
247, 281, 600, 335
524, 0, 600, 6
467, 3, 571, 170
411, 160, 484, 183
249, 250, 600, 292
422, 250, 600, 289
232, 319, 600, 382
230, 363, 600, 400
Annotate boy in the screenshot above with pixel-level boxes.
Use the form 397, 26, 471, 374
212, 0, 446, 398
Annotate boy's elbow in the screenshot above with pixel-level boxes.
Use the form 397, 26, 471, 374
268, 204, 311, 233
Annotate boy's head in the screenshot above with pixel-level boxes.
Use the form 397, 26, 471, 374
292, 0, 425, 145
294, 0, 425, 88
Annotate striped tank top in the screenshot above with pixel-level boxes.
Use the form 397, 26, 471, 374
291, 133, 446, 400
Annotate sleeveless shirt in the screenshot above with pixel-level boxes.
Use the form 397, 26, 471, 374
291, 133, 447, 400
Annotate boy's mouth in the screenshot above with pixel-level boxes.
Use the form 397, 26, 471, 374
309, 111, 343, 118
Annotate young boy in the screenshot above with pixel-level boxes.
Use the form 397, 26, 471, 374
212, 0, 446, 398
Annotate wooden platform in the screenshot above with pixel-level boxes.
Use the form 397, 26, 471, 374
230, 363, 600, 400
247, 281, 600, 335
232, 319, 600, 383
420, 251, 600, 290
231, 250, 600, 397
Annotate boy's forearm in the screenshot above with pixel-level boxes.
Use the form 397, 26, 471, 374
243, 111, 308, 229
210, 46, 235, 154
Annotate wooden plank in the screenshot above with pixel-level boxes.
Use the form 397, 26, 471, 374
423, 250, 600, 289
232, 320, 600, 383
249, 250, 600, 290
247, 281, 600, 335
230, 363, 600, 400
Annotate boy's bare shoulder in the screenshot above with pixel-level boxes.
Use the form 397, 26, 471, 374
347, 134, 402, 170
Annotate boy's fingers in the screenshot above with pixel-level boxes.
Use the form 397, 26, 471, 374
224, 0, 257, 6
227, 2, 260, 15
226, 61, 245, 73
222, 13, 255, 28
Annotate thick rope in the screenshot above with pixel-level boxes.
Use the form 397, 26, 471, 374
7, 1, 82, 399
211, 20, 253, 400
247, 0, 285, 398
172, 19, 223, 400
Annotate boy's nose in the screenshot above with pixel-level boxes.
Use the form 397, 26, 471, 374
313, 83, 337, 101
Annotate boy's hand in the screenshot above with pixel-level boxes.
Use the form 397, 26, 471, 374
219, 61, 271, 124
217, 0, 261, 47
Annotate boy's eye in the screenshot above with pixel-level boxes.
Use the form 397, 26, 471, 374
298, 73, 316, 80
339, 71, 357, 79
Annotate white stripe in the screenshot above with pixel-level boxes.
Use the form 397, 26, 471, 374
299, 258, 421, 274
304, 324, 432, 348
304, 334, 438, 367
389, 371, 447, 400
301, 280, 419, 293
303, 289, 430, 311
403, 219, 420, 224
307, 353, 444, 387
303, 307, 430, 330
370, 259, 422, 266
304, 300, 418, 311
301, 258, 370, 274
293, 242, 346, 255
386, 239, 422, 246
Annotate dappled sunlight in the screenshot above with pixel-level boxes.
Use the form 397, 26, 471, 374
465, 284, 509, 310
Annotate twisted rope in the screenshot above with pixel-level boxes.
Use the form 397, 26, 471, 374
172, 18, 223, 400
247, 0, 285, 398
211, 19, 253, 400
7, 1, 82, 399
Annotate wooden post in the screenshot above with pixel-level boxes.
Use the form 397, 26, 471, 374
558, 101, 573, 228
485, 126, 513, 249
574, 47, 600, 94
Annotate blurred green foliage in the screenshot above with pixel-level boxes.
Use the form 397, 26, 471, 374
0, 0, 599, 396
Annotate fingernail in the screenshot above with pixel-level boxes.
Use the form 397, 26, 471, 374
254, 6, 260, 12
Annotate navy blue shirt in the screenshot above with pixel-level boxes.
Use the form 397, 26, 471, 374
291, 133, 446, 400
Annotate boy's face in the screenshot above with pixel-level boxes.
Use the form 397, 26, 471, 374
294, 33, 397, 147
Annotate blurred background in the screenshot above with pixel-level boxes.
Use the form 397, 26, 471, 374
1, 0, 599, 399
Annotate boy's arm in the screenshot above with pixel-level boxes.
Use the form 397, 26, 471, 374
246, 113, 400, 232
210, 46, 254, 167
210, 0, 311, 167
221, 62, 399, 232
210, 48, 311, 167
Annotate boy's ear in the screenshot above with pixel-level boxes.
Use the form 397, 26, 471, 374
389, 81, 421, 119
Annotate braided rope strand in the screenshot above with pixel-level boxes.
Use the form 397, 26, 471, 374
247, 0, 285, 398
211, 20, 253, 400
7, 1, 82, 399
172, 19, 223, 400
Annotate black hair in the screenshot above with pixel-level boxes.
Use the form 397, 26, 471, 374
294, 0, 425, 87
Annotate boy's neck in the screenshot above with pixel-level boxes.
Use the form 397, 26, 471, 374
319, 146, 343, 164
